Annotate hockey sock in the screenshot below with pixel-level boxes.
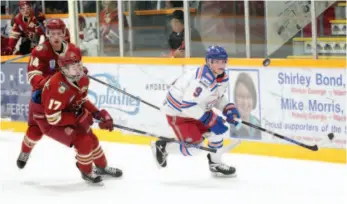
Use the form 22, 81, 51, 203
92, 145, 107, 168
74, 135, 94, 174
89, 132, 107, 168
208, 139, 224, 163
21, 126, 43, 153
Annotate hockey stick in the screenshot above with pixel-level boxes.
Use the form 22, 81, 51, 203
237, 119, 318, 151
88, 75, 161, 110
89, 74, 318, 151
111, 123, 217, 153
1, 53, 31, 65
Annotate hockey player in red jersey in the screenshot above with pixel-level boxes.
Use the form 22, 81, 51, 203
16, 18, 72, 169
3, 1, 46, 55
35, 45, 122, 183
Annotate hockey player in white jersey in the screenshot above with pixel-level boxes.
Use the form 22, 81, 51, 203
151, 45, 240, 177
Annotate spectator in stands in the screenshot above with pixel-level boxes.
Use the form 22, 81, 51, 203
165, 1, 183, 8
45, 0, 68, 14
166, 10, 203, 58
168, 10, 185, 58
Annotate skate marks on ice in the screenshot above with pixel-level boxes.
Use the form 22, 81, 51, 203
0, 132, 346, 204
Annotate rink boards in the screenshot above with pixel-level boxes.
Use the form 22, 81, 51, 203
1, 57, 346, 163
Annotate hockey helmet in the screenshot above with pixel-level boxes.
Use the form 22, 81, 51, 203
19, 0, 32, 17
205, 45, 228, 63
58, 45, 83, 81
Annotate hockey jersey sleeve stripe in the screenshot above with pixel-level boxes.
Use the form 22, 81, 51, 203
46, 111, 62, 125
167, 93, 182, 112
27, 70, 43, 83
181, 100, 197, 108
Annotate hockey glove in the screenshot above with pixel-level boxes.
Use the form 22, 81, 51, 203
31, 89, 42, 104
222, 103, 240, 126
93, 109, 114, 131
199, 111, 228, 135
77, 109, 94, 131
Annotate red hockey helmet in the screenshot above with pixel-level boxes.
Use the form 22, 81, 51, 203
46, 18, 66, 44
58, 45, 83, 81
19, 0, 31, 8
19, 0, 32, 17
46, 18, 66, 33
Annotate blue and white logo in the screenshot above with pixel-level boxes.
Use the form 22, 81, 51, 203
88, 73, 140, 115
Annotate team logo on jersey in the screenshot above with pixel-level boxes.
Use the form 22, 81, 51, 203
49, 60, 56, 70
58, 86, 66, 94
58, 82, 68, 94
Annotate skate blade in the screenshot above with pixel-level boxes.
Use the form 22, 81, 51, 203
211, 172, 237, 178
85, 180, 104, 186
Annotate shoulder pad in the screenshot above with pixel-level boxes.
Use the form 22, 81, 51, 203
195, 65, 215, 88
33, 42, 49, 54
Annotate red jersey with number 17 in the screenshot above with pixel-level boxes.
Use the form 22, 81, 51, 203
41, 72, 90, 127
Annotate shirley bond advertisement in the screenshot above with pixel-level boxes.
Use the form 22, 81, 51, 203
257, 67, 346, 148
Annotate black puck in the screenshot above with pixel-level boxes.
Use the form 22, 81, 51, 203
328, 133, 334, 140
263, 58, 271, 66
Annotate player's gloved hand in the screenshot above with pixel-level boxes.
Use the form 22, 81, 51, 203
31, 89, 42, 104
93, 109, 114, 131
199, 111, 228, 135
77, 109, 94, 131
222, 103, 240, 126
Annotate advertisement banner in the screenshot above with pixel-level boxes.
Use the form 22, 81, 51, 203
0, 63, 31, 121
228, 67, 346, 149
87, 64, 182, 137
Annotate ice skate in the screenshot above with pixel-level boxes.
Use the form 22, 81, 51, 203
94, 166, 123, 178
16, 152, 30, 169
76, 163, 102, 184
151, 140, 168, 168
207, 153, 236, 177
81, 171, 103, 184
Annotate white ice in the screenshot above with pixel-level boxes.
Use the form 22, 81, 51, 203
0, 131, 346, 204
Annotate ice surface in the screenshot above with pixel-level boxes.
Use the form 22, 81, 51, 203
0, 131, 346, 204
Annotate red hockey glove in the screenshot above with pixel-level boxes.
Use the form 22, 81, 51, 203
76, 109, 94, 132
93, 109, 114, 131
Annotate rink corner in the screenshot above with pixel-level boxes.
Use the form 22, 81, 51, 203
1, 120, 346, 164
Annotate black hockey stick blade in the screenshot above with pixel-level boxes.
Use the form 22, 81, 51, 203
111, 123, 217, 153
240, 120, 319, 151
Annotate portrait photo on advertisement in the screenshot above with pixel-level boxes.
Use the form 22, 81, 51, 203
228, 69, 262, 140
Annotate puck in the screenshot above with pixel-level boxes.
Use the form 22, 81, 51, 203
327, 133, 334, 140
263, 58, 271, 66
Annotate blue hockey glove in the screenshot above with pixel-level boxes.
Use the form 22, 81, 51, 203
31, 89, 42, 104
222, 103, 240, 126
199, 111, 228, 135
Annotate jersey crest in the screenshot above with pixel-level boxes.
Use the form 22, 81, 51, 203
58, 82, 69, 94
